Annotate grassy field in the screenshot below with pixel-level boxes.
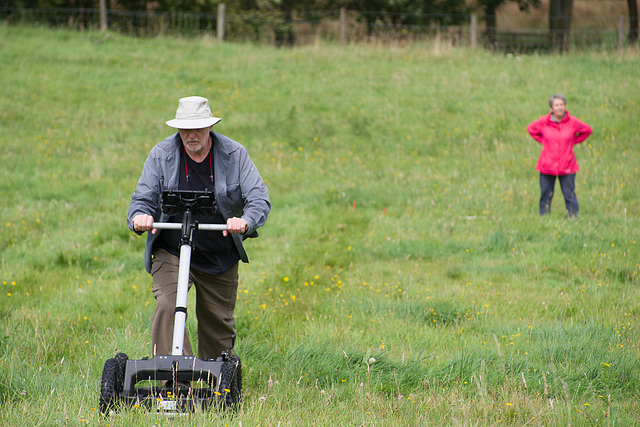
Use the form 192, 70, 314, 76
0, 25, 639, 425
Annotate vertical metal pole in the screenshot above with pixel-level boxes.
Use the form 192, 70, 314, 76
171, 244, 192, 356
340, 8, 346, 46
99, 0, 108, 31
470, 13, 477, 49
217, 3, 225, 42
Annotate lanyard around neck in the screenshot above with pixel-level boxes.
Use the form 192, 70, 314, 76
183, 144, 213, 182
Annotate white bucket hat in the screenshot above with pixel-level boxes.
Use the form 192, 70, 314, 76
166, 96, 221, 129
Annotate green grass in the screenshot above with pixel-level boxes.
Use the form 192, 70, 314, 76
1, 24, 639, 425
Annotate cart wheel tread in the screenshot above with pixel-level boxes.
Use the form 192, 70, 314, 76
99, 358, 120, 415
114, 352, 128, 393
219, 355, 242, 410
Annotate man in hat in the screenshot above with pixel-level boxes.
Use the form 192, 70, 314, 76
127, 96, 270, 361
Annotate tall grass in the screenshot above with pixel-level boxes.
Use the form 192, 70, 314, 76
0, 25, 639, 425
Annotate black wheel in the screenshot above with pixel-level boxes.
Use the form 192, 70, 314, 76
114, 353, 128, 392
99, 358, 120, 415
219, 355, 242, 410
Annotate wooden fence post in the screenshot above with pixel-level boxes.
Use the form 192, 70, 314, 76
470, 13, 477, 48
217, 3, 225, 42
618, 15, 624, 53
339, 8, 346, 45
99, 0, 108, 31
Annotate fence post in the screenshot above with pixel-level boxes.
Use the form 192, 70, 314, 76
339, 8, 346, 45
618, 15, 624, 53
470, 13, 477, 48
217, 3, 225, 42
99, 0, 108, 31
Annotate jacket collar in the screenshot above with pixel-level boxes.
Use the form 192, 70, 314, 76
548, 110, 571, 124
210, 131, 239, 160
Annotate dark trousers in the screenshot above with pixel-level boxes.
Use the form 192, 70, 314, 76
539, 173, 578, 217
150, 249, 239, 360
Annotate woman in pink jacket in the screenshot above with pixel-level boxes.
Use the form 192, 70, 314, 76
527, 94, 593, 218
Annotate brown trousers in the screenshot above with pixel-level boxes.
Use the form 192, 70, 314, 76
150, 249, 239, 360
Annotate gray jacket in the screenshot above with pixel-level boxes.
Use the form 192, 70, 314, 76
127, 131, 270, 273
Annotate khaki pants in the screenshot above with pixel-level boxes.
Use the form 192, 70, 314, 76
150, 249, 239, 360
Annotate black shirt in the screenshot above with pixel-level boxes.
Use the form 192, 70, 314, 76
155, 145, 240, 274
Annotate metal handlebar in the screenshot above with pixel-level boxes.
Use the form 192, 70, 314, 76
152, 222, 227, 231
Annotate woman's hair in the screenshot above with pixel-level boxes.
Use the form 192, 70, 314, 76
549, 93, 567, 107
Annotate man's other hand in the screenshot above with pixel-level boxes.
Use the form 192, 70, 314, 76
224, 217, 248, 236
132, 214, 157, 234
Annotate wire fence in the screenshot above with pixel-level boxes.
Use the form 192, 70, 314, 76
0, 3, 635, 52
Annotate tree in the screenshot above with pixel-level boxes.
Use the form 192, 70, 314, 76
476, 0, 540, 47
343, 0, 468, 38
274, 0, 296, 47
549, 0, 573, 52
628, 0, 639, 44
153, 0, 219, 13
249, 0, 317, 47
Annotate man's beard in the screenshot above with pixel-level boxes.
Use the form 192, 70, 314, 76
184, 139, 207, 155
